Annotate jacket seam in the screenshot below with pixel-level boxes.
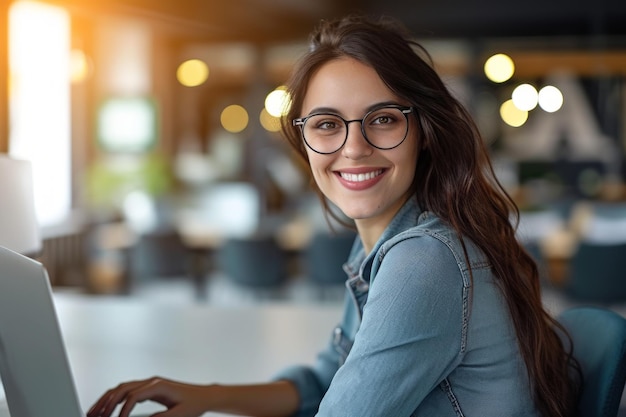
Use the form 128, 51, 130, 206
377, 232, 472, 353
439, 378, 465, 417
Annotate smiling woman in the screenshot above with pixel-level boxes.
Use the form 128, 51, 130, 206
278, 15, 580, 417
87, 15, 579, 417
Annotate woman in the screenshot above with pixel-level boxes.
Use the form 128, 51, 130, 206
88, 15, 578, 417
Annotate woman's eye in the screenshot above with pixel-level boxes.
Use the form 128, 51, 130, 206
319, 121, 337, 129
313, 118, 341, 130
372, 115, 393, 125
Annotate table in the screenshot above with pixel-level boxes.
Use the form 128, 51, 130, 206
2, 293, 343, 416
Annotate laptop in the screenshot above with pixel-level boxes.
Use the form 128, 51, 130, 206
0, 245, 158, 417
0, 245, 85, 417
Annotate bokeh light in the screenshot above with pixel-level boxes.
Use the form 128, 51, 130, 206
220, 104, 249, 133
177, 59, 209, 87
70, 49, 90, 83
500, 99, 528, 127
484, 53, 515, 83
264, 86, 290, 117
538, 85, 564, 113
511, 83, 538, 111
260, 108, 281, 132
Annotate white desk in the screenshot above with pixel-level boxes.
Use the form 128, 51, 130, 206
3, 293, 343, 416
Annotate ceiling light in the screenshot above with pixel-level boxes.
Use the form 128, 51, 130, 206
538, 85, 563, 113
484, 53, 514, 83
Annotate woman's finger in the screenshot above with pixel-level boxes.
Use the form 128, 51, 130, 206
117, 378, 175, 417
87, 379, 154, 417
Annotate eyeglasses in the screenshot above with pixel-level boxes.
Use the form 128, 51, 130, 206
293, 105, 413, 154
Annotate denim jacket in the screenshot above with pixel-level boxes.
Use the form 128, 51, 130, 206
274, 197, 540, 417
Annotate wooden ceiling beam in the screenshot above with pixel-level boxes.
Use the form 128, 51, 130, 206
508, 51, 626, 78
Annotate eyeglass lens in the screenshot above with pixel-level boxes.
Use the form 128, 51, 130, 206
301, 107, 409, 154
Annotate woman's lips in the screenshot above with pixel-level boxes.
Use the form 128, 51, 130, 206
335, 168, 385, 190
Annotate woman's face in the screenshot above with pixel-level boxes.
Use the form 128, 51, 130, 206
300, 57, 419, 237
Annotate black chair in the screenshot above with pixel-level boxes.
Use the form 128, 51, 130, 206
557, 307, 626, 417
129, 230, 189, 281
564, 241, 626, 303
304, 231, 356, 299
216, 236, 288, 299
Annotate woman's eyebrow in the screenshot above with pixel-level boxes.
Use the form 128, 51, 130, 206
306, 106, 339, 115
305, 101, 403, 117
366, 101, 403, 111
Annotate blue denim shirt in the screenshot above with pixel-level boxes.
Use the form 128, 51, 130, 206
275, 197, 540, 416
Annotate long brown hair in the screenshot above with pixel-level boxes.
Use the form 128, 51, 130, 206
281, 15, 579, 417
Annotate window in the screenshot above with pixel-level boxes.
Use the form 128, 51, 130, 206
9, 0, 71, 227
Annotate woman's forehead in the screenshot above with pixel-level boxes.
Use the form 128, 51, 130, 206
301, 58, 399, 116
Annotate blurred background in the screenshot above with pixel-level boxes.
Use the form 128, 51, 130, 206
1, 0, 626, 307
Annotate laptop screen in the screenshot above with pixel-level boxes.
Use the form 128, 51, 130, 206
0, 246, 82, 417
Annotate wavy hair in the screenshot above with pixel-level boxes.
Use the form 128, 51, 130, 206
281, 15, 579, 417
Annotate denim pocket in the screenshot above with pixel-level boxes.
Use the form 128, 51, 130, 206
332, 326, 354, 366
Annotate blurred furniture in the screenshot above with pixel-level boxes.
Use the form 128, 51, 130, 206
577, 202, 626, 245
129, 230, 189, 281
122, 193, 189, 294
518, 208, 572, 286
86, 220, 137, 294
216, 236, 288, 299
0, 155, 41, 256
176, 182, 262, 300
563, 241, 626, 303
304, 231, 356, 299
557, 307, 626, 417
40, 221, 89, 288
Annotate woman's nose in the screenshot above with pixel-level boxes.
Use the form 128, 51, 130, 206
341, 122, 373, 159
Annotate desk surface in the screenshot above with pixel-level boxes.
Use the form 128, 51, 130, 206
2, 293, 343, 416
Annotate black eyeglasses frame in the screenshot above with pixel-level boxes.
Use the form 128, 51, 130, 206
292, 105, 414, 155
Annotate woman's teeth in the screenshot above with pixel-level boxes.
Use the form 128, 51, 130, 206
339, 170, 382, 182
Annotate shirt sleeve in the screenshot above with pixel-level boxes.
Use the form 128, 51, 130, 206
315, 236, 468, 416
272, 292, 357, 417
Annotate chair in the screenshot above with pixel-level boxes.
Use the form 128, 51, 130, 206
303, 231, 356, 299
564, 241, 626, 303
557, 307, 626, 417
129, 230, 189, 280
305, 231, 355, 284
216, 236, 288, 299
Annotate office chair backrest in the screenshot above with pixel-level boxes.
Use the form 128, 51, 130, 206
557, 307, 626, 417
217, 236, 287, 288
305, 231, 356, 285
566, 241, 626, 303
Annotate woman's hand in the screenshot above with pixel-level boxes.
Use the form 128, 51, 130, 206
87, 377, 213, 417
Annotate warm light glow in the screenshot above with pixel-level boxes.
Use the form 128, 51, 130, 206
500, 99, 528, 127
220, 105, 249, 133
259, 108, 281, 132
70, 48, 90, 83
9, 0, 71, 226
264, 86, 290, 117
511, 83, 538, 111
96, 20, 152, 94
538, 85, 564, 113
484, 53, 515, 83
177, 59, 209, 87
